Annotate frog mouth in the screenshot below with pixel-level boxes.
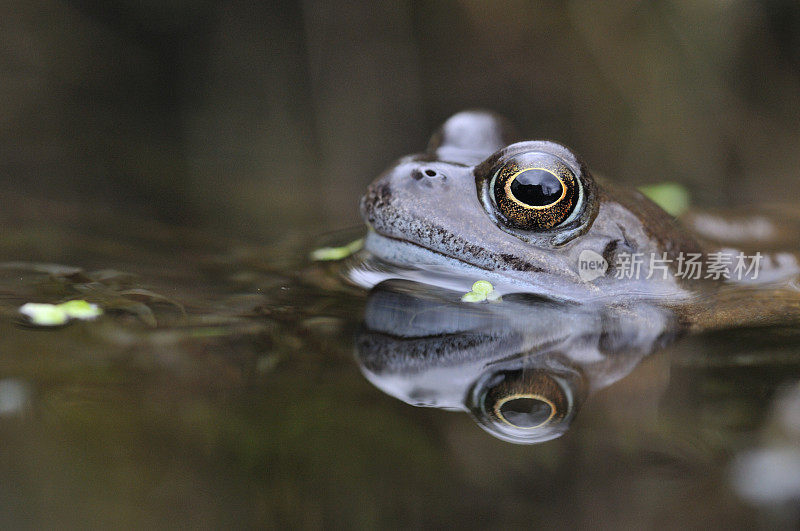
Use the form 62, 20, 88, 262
351, 229, 584, 300
364, 228, 489, 270
364, 225, 548, 274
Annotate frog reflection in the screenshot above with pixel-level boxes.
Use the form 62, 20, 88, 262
356, 280, 677, 444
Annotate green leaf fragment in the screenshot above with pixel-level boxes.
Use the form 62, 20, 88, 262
58, 300, 103, 320
638, 182, 690, 217
19, 303, 69, 326
310, 238, 365, 261
19, 299, 103, 326
461, 291, 487, 303
462, 279, 502, 303
471, 280, 494, 295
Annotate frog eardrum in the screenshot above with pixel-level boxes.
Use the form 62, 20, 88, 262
491, 151, 583, 231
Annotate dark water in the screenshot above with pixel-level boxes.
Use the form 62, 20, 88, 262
1, 197, 799, 529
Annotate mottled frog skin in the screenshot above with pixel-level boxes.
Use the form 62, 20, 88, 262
355, 110, 800, 329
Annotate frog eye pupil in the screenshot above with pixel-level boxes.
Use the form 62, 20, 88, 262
509, 169, 563, 207
499, 397, 554, 428
488, 151, 583, 231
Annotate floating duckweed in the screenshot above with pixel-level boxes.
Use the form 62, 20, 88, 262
471, 280, 494, 295
310, 238, 364, 261
461, 291, 487, 303
19, 300, 103, 327
462, 280, 502, 303
59, 300, 103, 320
638, 182, 690, 217
19, 303, 69, 326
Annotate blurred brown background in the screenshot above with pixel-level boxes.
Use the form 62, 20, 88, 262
2, 0, 799, 240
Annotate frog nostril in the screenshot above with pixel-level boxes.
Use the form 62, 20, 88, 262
411, 167, 444, 182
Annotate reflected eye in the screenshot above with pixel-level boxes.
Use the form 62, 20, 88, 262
492, 152, 582, 230
467, 365, 584, 444
482, 370, 568, 429
496, 394, 555, 429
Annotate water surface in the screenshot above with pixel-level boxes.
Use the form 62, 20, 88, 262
1, 194, 799, 529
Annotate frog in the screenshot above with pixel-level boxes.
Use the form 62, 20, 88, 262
354, 110, 800, 330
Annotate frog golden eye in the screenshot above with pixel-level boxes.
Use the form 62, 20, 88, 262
491, 152, 582, 231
